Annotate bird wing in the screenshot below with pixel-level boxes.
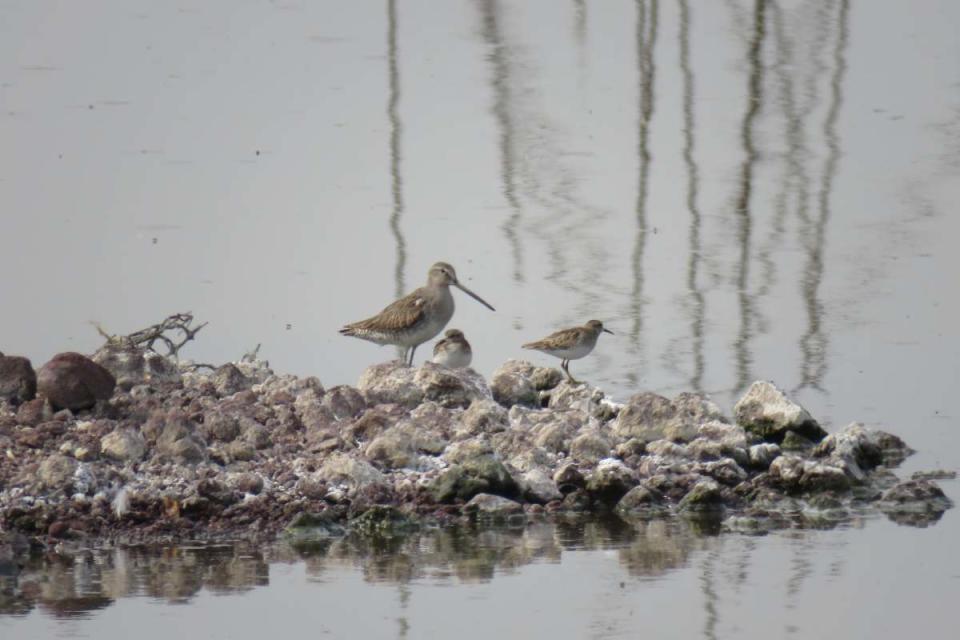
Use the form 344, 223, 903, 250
342, 289, 427, 333
523, 326, 581, 350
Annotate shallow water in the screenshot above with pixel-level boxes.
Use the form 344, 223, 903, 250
1, 0, 959, 637
2, 515, 957, 640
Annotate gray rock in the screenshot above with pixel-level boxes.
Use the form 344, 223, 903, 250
343, 405, 406, 445
615, 485, 667, 517
295, 394, 337, 435
532, 420, 578, 455
395, 412, 449, 455
697, 421, 748, 449
612, 391, 720, 444
669, 392, 727, 440
678, 478, 725, 512
686, 438, 724, 461
228, 472, 264, 495
318, 453, 387, 494
879, 479, 953, 526
101, 428, 147, 462
0, 355, 36, 405
697, 458, 748, 486
911, 470, 957, 481
748, 443, 781, 469
611, 392, 675, 442
213, 364, 253, 397
197, 478, 239, 506
734, 380, 827, 443
150, 410, 206, 463
38, 454, 78, 491
403, 402, 455, 449
346, 506, 417, 537
519, 468, 563, 503
365, 427, 418, 470
614, 438, 647, 461
414, 362, 490, 408
490, 360, 538, 408
444, 438, 495, 465
546, 382, 592, 411
357, 361, 424, 408
464, 493, 524, 518
36, 352, 116, 411
239, 416, 273, 450
570, 430, 613, 464
530, 366, 563, 391
585, 459, 637, 503
201, 410, 241, 443
769, 455, 851, 493
92, 344, 180, 389
322, 385, 367, 420
780, 430, 816, 451
430, 454, 519, 502
225, 440, 256, 462
457, 398, 509, 438
553, 463, 586, 493
813, 422, 913, 476
71, 463, 97, 495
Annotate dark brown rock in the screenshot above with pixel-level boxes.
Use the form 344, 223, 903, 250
213, 364, 253, 397
36, 353, 116, 411
0, 355, 37, 405
15, 398, 52, 426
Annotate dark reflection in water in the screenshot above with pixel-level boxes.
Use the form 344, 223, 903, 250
699, 549, 719, 640
478, 0, 525, 286
1, 544, 269, 618
0, 518, 729, 619
387, 0, 407, 306
679, 0, 706, 393
733, 0, 766, 392
629, 0, 658, 380
798, 0, 849, 392
573, 0, 587, 47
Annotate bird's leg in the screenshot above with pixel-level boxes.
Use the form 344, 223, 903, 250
407, 344, 418, 367
561, 360, 580, 385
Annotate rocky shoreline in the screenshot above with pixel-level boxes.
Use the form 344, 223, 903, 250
0, 340, 954, 562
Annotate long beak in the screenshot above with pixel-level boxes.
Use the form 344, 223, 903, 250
603, 328, 614, 335
454, 281, 495, 311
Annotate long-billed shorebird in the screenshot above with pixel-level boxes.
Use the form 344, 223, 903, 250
431, 328, 472, 368
340, 262, 494, 366
522, 319, 613, 384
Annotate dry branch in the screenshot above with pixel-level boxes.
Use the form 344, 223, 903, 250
94, 312, 208, 359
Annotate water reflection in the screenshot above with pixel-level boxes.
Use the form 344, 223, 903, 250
478, 0, 525, 286
733, 0, 766, 392
628, 0, 658, 385
798, 0, 849, 392
387, 0, 407, 344
3, 518, 725, 618
1, 544, 268, 618
679, 0, 706, 393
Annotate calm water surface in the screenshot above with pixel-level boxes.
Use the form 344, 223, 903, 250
1, 0, 958, 637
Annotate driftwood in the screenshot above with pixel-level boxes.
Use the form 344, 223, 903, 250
94, 312, 208, 359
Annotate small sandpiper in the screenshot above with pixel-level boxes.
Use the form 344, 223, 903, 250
522, 319, 613, 384
431, 328, 472, 368
340, 262, 494, 366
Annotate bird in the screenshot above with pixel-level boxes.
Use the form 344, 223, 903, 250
431, 328, 472, 368
522, 319, 613, 384
340, 262, 494, 366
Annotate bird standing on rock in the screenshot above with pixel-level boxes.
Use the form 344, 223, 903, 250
340, 262, 494, 366
522, 319, 613, 384
431, 329, 473, 368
